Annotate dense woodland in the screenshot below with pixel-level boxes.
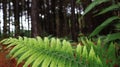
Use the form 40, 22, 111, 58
0, 0, 120, 41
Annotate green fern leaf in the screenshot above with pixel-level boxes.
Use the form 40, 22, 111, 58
71, 61, 78, 67
83, 0, 109, 15
82, 46, 88, 59
56, 38, 62, 50
23, 52, 41, 67
50, 56, 60, 67
7, 43, 17, 48
9, 44, 24, 56
61, 40, 68, 52
23, 37, 28, 43
0, 38, 11, 44
65, 59, 71, 67
50, 38, 56, 50
6, 38, 23, 48
41, 54, 53, 67
36, 36, 44, 47
107, 43, 115, 59
88, 46, 96, 61
97, 38, 101, 47
58, 58, 66, 67
64, 42, 73, 56
18, 36, 23, 42
96, 38, 103, 57
3, 38, 17, 45
76, 44, 83, 59
12, 47, 27, 58
17, 49, 35, 65
86, 39, 95, 51
96, 3, 120, 16
96, 55, 103, 67
90, 16, 120, 37
44, 37, 50, 49
32, 54, 47, 67
104, 32, 120, 43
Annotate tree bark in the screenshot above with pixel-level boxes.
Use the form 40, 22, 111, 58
13, 0, 20, 37
31, 0, 42, 37
71, 0, 78, 41
3, 0, 8, 38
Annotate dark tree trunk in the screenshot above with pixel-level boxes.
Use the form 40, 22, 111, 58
56, 7, 60, 37
8, 0, 11, 36
71, 0, 78, 41
31, 0, 42, 37
58, 0, 65, 37
3, 0, 8, 38
13, 0, 20, 37
63, 4, 69, 37
45, 0, 50, 35
51, 0, 56, 36
0, 22, 1, 37
27, 0, 31, 37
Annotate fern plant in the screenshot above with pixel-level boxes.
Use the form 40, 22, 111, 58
0, 36, 118, 67
79, 0, 120, 44
85, 1, 120, 44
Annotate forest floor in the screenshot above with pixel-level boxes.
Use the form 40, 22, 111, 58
0, 44, 25, 67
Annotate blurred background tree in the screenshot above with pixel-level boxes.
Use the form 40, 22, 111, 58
0, 0, 120, 41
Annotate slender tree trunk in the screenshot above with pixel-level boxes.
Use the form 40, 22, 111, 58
13, 0, 20, 37
45, 0, 50, 33
3, 0, 8, 38
71, 0, 78, 41
27, 0, 31, 37
31, 0, 41, 37
56, 9, 60, 37
0, 22, 1, 37
58, 0, 65, 37
63, 5, 69, 36
51, 0, 56, 36
8, 0, 11, 36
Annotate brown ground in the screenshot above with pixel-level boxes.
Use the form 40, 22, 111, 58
0, 44, 25, 67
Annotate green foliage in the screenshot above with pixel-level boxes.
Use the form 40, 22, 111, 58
83, 0, 109, 15
76, 0, 81, 4
96, 3, 120, 16
84, 0, 120, 44
89, 16, 120, 37
0, 36, 118, 67
104, 32, 120, 43
114, 22, 120, 31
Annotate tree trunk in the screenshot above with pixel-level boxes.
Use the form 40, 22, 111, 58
71, 0, 78, 41
51, 0, 56, 36
13, 0, 20, 37
3, 0, 8, 38
31, 0, 42, 37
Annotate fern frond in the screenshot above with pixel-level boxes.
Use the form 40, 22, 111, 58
0, 36, 117, 67
90, 16, 120, 37
83, 0, 109, 15
96, 3, 120, 16
104, 32, 120, 43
